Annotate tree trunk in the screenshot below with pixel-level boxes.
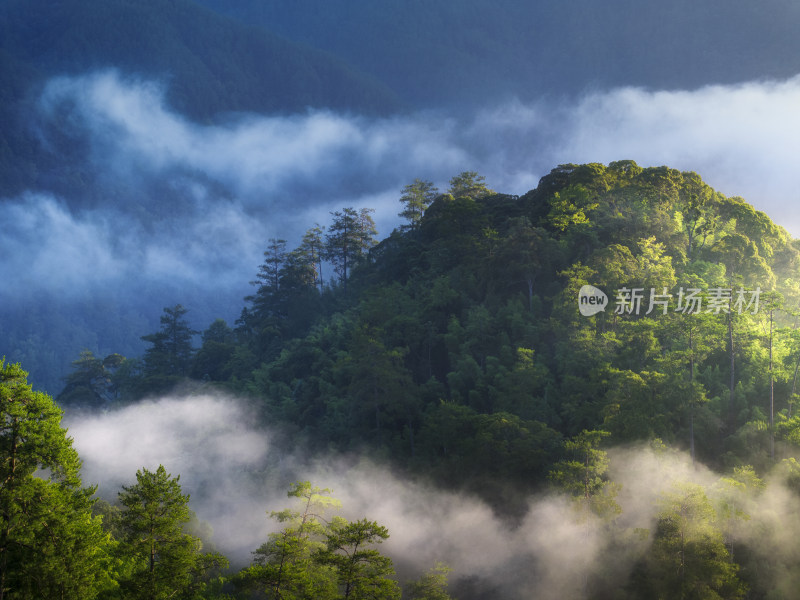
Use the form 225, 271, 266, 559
728, 313, 735, 432
790, 351, 800, 418
769, 307, 775, 461
689, 327, 695, 466
0, 423, 19, 600
527, 278, 534, 312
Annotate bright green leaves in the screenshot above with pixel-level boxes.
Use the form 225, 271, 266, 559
588, 237, 675, 295
240, 482, 404, 600
238, 482, 340, 600
404, 563, 454, 600
636, 236, 677, 291
0, 360, 112, 599
678, 171, 718, 260
447, 171, 492, 200
0, 360, 79, 484
546, 184, 599, 232
712, 231, 774, 288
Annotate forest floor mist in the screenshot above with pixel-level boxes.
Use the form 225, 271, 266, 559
63, 392, 800, 599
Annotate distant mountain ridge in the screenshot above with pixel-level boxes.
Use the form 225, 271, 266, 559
196, 0, 800, 106
0, 0, 400, 117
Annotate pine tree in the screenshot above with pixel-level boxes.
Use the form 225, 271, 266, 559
300, 224, 326, 293
252, 239, 289, 294
632, 482, 746, 600
57, 350, 124, 408
316, 518, 400, 600
117, 465, 227, 600
405, 563, 454, 600
447, 171, 492, 199
0, 360, 112, 600
141, 304, 198, 379
325, 208, 377, 293
237, 481, 340, 599
398, 179, 438, 229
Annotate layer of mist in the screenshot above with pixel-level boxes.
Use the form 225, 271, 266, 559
22, 70, 800, 289
10, 70, 800, 296
64, 393, 800, 598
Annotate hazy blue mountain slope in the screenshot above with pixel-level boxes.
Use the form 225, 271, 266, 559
0, 0, 402, 196
0, 0, 400, 118
196, 0, 800, 106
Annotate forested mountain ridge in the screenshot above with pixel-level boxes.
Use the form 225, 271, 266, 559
64, 162, 800, 485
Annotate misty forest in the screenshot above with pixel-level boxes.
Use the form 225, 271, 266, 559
7, 1, 800, 600
11, 162, 800, 600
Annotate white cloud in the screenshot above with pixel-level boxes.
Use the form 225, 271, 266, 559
8, 69, 800, 324
0, 194, 131, 294
38, 72, 467, 202
552, 77, 800, 231
65, 395, 274, 560
37, 70, 800, 241
65, 394, 599, 593
0, 195, 265, 305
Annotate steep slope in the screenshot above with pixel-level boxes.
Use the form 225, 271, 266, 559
0, 0, 400, 118
196, 0, 800, 107
58, 162, 800, 493
241, 164, 797, 479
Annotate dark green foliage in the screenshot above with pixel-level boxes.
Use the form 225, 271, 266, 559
191, 320, 237, 382
417, 403, 561, 498
57, 350, 124, 408
84, 162, 800, 485
325, 208, 378, 293
138, 304, 198, 394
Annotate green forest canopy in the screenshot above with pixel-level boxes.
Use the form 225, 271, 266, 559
41, 161, 800, 598
63, 162, 800, 473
